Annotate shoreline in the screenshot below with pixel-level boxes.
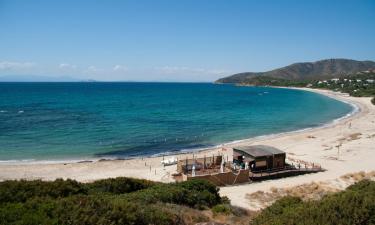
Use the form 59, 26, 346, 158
1, 87, 374, 211
219, 88, 374, 210
0, 87, 357, 166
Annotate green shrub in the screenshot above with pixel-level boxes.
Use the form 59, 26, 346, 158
212, 204, 232, 215
124, 179, 222, 209
0, 196, 182, 225
0, 178, 221, 225
87, 177, 156, 194
0, 177, 156, 204
0, 179, 86, 203
252, 180, 375, 225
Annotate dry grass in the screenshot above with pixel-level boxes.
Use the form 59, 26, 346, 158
200, 205, 255, 225
246, 181, 338, 208
340, 171, 375, 182
246, 171, 375, 209
337, 132, 362, 144
347, 132, 362, 141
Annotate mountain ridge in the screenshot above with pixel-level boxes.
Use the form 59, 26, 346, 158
216, 59, 375, 83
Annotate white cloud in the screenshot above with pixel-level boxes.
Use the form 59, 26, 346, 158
0, 61, 35, 70
113, 65, 128, 72
59, 63, 77, 70
155, 66, 229, 75
86, 66, 97, 72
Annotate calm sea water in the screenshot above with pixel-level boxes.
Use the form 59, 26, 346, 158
0, 82, 353, 162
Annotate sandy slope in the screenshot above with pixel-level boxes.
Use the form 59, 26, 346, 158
219, 88, 375, 210
0, 88, 374, 210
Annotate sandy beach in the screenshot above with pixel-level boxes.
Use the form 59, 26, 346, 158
1, 88, 374, 210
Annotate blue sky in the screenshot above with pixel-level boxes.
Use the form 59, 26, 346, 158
0, 0, 374, 81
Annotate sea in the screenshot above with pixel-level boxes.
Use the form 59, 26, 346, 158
0, 82, 354, 163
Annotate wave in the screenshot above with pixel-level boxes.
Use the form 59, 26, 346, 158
0, 158, 98, 165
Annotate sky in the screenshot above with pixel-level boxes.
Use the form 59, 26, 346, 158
0, 0, 374, 82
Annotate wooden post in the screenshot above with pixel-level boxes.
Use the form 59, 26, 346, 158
336, 143, 342, 160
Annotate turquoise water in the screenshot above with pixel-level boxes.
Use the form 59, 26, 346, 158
0, 82, 353, 162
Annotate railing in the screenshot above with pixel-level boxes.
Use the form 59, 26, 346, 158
250, 163, 324, 179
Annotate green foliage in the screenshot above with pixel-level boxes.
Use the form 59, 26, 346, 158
87, 177, 156, 194
212, 204, 232, 215
0, 177, 155, 204
252, 180, 375, 225
217, 59, 375, 84
0, 178, 221, 225
0, 196, 180, 225
125, 179, 221, 209
239, 72, 375, 100
239, 76, 308, 87
220, 196, 231, 204
0, 179, 86, 203
371, 97, 375, 105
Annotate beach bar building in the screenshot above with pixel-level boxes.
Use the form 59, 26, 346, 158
175, 155, 250, 186
173, 145, 322, 185
233, 145, 286, 171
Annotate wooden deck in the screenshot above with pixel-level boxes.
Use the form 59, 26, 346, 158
249, 165, 325, 181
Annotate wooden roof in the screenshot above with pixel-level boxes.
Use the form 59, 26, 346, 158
233, 145, 285, 158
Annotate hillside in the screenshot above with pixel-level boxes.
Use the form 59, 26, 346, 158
0, 178, 250, 225
216, 59, 375, 83
1, 177, 374, 225
253, 179, 375, 225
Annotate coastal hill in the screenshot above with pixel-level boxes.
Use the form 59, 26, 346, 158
216, 59, 375, 83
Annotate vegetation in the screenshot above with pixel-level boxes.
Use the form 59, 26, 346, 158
212, 204, 232, 215
216, 59, 375, 83
216, 59, 375, 104
311, 72, 375, 98
236, 76, 309, 87
1, 177, 374, 224
0, 178, 223, 225
252, 180, 375, 225
0, 177, 155, 203
234, 71, 375, 105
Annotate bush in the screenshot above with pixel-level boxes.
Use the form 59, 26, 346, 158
0, 196, 182, 225
0, 179, 86, 203
124, 179, 222, 209
252, 180, 375, 225
0, 177, 156, 204
212, 204, 232, 215
371, 97, 375, 105
0, 178, 221, 225
87, 177, 156, 194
